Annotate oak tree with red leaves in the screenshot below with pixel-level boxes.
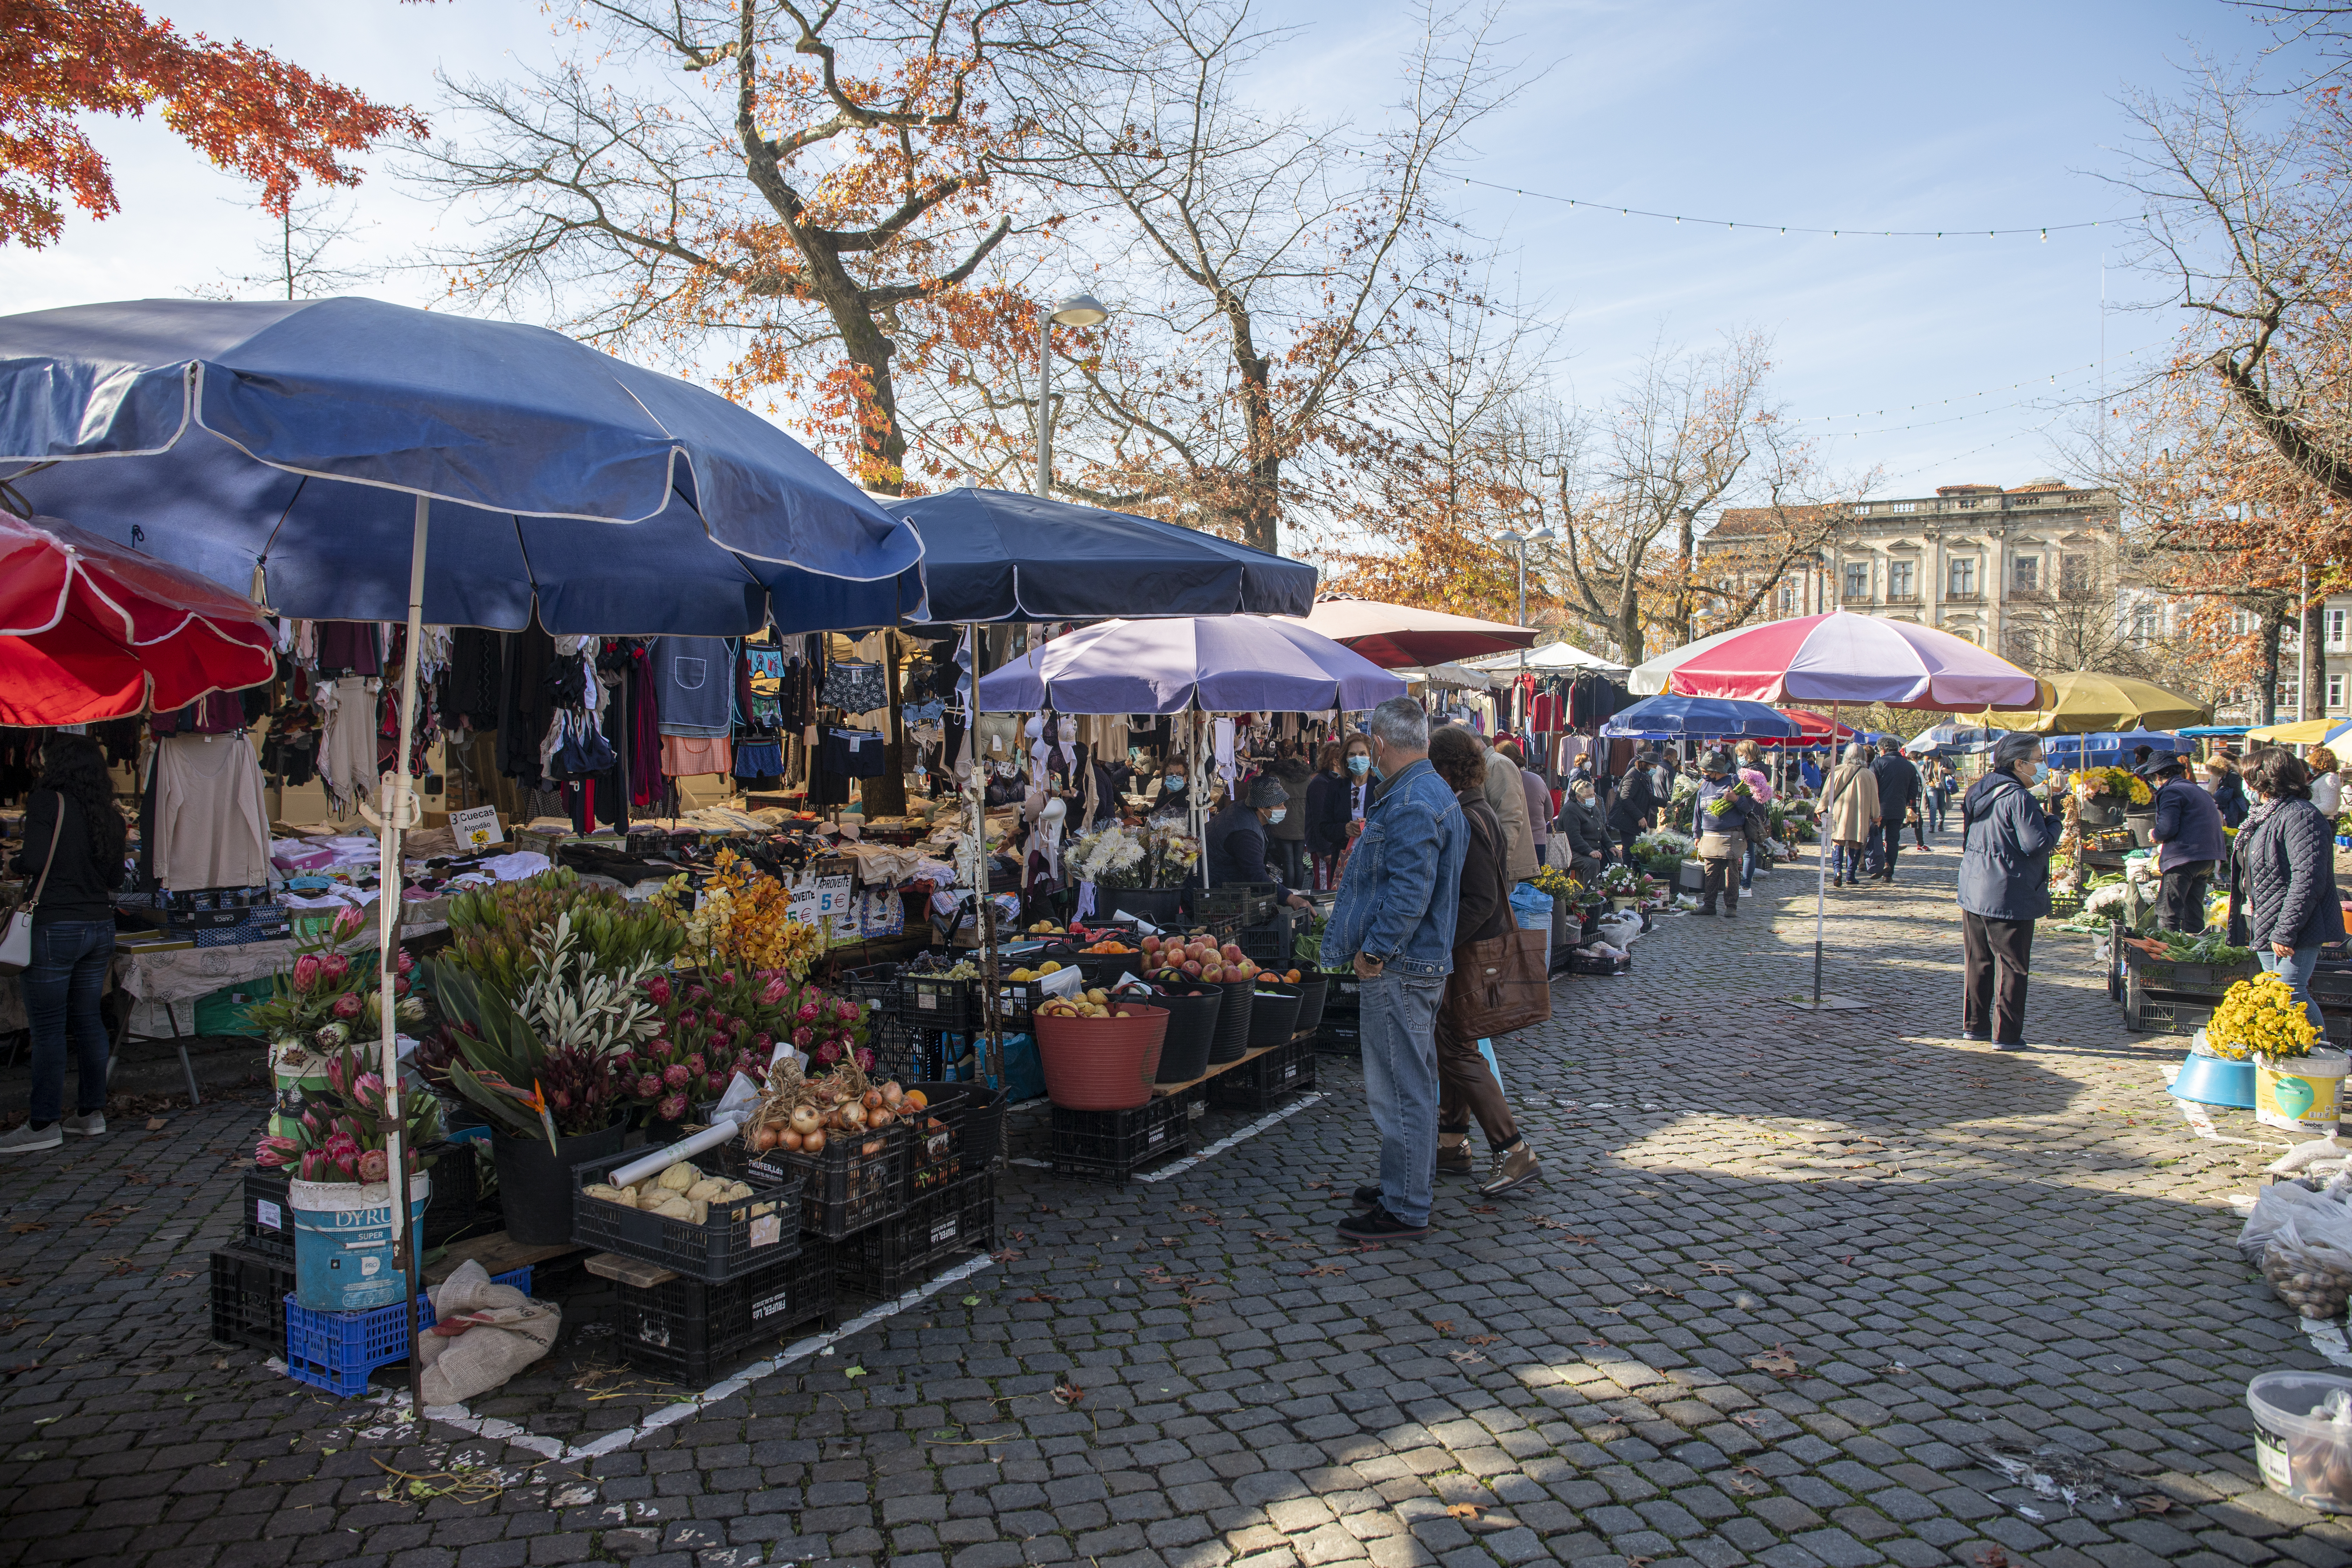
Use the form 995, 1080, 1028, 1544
0, 0, 424, 248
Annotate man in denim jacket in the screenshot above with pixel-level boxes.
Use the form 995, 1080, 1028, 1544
1319, 698, 1466, 1241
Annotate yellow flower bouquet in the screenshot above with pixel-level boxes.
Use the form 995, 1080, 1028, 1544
2206, 972, 2321, 1062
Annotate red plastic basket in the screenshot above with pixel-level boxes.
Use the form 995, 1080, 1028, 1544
1033, 1002, 1171, 1110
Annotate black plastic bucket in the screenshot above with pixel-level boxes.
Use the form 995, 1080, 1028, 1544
1151, 986, 1223, 1083
1207, 979, 1256, 1063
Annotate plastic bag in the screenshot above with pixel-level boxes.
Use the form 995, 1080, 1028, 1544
2264, 1212, 2352, 1319
2240, 1181, 2350, 1263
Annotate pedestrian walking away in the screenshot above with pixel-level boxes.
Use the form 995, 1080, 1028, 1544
2229, 748, 2345, 1035
2206, 754, 2251, 829
1958, 732, 2054, 1050
1608, 754, 1659, 865
1320, 697, 1465, 1243
2143, 752, 2225, 934
1868, 738, 1919, 881
1426, 727, 1542, 1197
1499, 738, 1552, 867
1826, 742, 1880, 888
0, 735, 126, 1156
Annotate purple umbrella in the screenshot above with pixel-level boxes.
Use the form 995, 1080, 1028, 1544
978, 617, 1406, 714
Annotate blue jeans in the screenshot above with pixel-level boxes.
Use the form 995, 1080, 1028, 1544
1832, 841, 1866, 882
2260, 944, 2329, 1035
22, 919, 114, 1125
1359, 969, 1443, 1225
1741, 840, 1758, 890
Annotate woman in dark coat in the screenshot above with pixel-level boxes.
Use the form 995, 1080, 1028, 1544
1426, 726, 1541, 1197
1304, 734, 1372, 892
1606, 759, 1658, 864
2232, 749, 2347, 1033
2206, 756, 2252, 829
1958, 732, 2053, 1051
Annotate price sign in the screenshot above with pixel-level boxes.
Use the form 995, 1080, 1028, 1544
449, 806, 503, 853
788, 872, 854, 926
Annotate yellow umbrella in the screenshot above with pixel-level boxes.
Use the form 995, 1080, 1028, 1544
1975, 671, 2210, 734
2246, 716, 2349, 744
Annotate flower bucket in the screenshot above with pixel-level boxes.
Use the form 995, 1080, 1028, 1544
291, 1172, 431, 1312
2256, 1047, 2350, 1134
493, 1122, 626, 1245
268, 1041, 334, 1141
1035, 1003, 1170, 1111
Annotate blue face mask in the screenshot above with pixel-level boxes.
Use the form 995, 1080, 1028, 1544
1346, 754, 1370, 776
1164, 775, 1185, 792
1267, 808, 1287, 825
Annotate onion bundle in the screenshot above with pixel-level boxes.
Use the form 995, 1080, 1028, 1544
740, 1058, 923, 1158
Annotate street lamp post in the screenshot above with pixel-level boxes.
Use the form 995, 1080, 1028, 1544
1037, 293, 1112, 498
1496, 526, 1558, 667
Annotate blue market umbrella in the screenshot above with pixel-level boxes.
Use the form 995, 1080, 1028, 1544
0, 296, 928, 1382
1600, 694, 1800, 740
0, 297, 924, 632
883, 487, 1315, 621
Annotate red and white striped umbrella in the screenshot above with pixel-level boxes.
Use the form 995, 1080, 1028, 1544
1630, 610, 2044, 710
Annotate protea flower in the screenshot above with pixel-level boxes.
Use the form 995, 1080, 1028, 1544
352, 1072, 386, 1110
255, 1134, 299, 1167
657, 1093, 688, 1121
333, 905, 367, 939
331, 993, 362, 1020
702, 1072, 724, 1097
791, 1025, 814, 1049
853, 1047, 875, 1073
687, 985, 710, 1005
395, 949, 415, 975
752, 1033, 772, 1054
762, 977, 790, 1005
796, 1000, 820, 1024
662, 1063, 690, 1091
356, 1148, 389, 1183
684, 1054, 706, 1078
644, 974, 672, 1006
293, 954, 322, 993
814, 1040, 842, 1065
635, 1074, 662, 1099
300, 1150, 332, 1181
320, 952, 350, 983
719, 971, 737, 986
675, 1009, 699, 1030
831, 998, 856, 1022
313, 1022, 349, 1049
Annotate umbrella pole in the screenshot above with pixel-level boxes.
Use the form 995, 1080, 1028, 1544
380, 496, 428, 1423
967, 622, 1000, 1089
1814, 702, 1836, 1009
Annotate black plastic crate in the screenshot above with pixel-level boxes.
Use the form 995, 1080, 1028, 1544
838, 962, 904, 1018
571, 1153, 803, 1282
1314, 1014, 1361, 1056
832, 1171, 995, 1298
1209, 1036, 1316, 1112
421, 1139, 490, 1247
752, 1122, 907, 1240
209, 1242, 293, 1354
1050, 1098, 1190, 1183
988, 977, 1044, 1029
1196, 885, 1276, 926
1322, 971, 1364, 1014
902, 971, 982, 1032
1564, 951, 1631, 976
616, 1250, 836, 1385
1238, 908, 1298, 968
911, 1080, 1002, 1170
902, 1084, 966, 1199
243, 1168, 294, 1260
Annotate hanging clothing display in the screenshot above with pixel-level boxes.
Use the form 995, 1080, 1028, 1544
151, 732, 272, 889
316, 675, 380, 813
653, 635, 732, 737
661, 734, 733, 778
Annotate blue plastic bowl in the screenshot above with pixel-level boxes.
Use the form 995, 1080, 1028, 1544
2170, 1050, 2256, 1109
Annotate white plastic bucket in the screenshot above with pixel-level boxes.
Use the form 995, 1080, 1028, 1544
2257, 1047, 2350, 1134
2250, 1370, 2352, 1512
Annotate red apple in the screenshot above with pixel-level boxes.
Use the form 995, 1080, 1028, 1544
1182, 959, 1203, 978
1221, 942, 1243, 963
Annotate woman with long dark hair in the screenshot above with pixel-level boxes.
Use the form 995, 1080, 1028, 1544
3, 734, 127, 1154
2232, 749, 2346, 1034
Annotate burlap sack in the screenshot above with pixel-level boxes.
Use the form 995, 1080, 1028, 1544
414, 1258, 562, 1406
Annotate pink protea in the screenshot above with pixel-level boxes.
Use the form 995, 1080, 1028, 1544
644, 1037, 670, 1060
762, 977, 790, 1005
393, 974, 411, 997
791, 1025, 814, 1049
325, 1052, 348, 1095
323, 1128, 359, 1163
684, 1054, 706, 1078
635, 1074, 662, 1099
300, 1149, 332, 1181
331, 993, 362, 1020
293, 954, 322, 994
702, 1072, 724, 1097
662, 1063, 691, 1091
320, 952, 350, 983
352, 1072, 386, 1109
644, 974, 673, 1006
831, 998, 856, 1023
813, 1040, 842, 1065
255, 1134, 299, 1166
687, 985, 710, 1005
675, 1008, 699, 1030
853, 1047, 875, 1073
395, 949, 415, 975
356, 1148, 389, 1183
657, 1093, 688, 1121
333, 905, 366, 938
752, 1033, 772, 1053
795, 999, 820, 1024
719, 971, 737, 986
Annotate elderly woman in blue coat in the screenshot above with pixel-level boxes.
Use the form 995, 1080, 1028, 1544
2231, 749, 2347, 1033
1958, 732, 2054, 1051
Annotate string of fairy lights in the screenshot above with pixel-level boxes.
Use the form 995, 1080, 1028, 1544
1458, 173, 2144, 241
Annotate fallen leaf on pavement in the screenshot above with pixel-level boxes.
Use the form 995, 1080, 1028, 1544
1975, 1550, 2009, 1568
1445, 1504, 1481, 1520
1749, 1346, 1801, 1377
1429, 1319, 1455, 1335
1699, 1262, 1738, 1275
1463, 1334, 1499, 1345
1016, 1293, 1063, 1304
145, 1116, 167, 1131
2134, 1496, 2174, 1514
1732, 1412, 1768, 1429
9, 1223, 45, 1234
1468, 1204, 1499, 1214
1303, 1264, 1347, 1277
989, 1250, 1024, 1263
1052, 1382, 1083, 1406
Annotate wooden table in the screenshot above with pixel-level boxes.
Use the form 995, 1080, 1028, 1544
424, 1230, 585, 1285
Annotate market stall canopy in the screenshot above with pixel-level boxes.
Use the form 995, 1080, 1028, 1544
1599, 695, 1800, 739
0, 297, 926, 634
2180, 724, 2252, 737
0, 511, 275, 726
1398, 663, 1492, 690
975, 616, 1405, 715
1974, 671, 2210, 734
881, 488, 1315, 622
1759, 708, 1857, 746
2247, 716, 2352, 745
1902, 723, 1996, 754
2040, 729, 2198, 765
1632, 611, 2047, 710
1283, 596, 1536, 668
1462, 639, 1630, 677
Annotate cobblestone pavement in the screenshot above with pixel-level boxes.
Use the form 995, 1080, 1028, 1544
2, 829, 2342, 1568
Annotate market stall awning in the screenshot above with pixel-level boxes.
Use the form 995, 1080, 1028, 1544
1599, 695, 1800, 739
1398, 663, 1492, 690
2246, 716, 2352, 745
1632, 611, 2047, 710
1760, 708, 1857, 746
975, 616, 1405, 715
1282, 597, 1536, 668
1974, 671, 2210, 735
882, 488, 1315, 622
0, 297, 926, 634
0, 510, 275, 726
1462, 639, 1629, 677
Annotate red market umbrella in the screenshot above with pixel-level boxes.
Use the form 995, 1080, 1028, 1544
1754, 708, 1857, 746
0, 511, 275, 726
1285, 596, 1536, 669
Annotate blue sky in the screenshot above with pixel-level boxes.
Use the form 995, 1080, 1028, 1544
0, 0, 2309, 499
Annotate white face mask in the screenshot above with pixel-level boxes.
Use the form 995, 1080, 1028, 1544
1267, 808, 1287, 825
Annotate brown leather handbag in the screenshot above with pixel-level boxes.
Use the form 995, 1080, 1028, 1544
1443, 808, 1553, 1037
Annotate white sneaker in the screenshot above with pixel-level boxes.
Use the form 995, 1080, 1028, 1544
61, 1111, 105, 1137
0, 1122, 63, 1155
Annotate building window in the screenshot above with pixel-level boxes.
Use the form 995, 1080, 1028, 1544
2014, 494, 2042, 505
1777, 580, 1798, 614
2330, 608, 2346, 650
2133, 607, 2158, 645
1853, 504, 1872, 517
2004, 628, 2038, 664
2331, 673, 2346, 712
1949, 558, 1977, 596
1958, 496, 1981, 509
1892, 501, 1917, 513
2280, 680, 2302, 716
1888, 561, 1914, 598
1843, 562, 1869, 600
2013, 556, 2039, 592
2060, 553, 2090, 592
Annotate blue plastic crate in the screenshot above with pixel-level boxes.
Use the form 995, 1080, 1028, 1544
283, 1265, 531, 1397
